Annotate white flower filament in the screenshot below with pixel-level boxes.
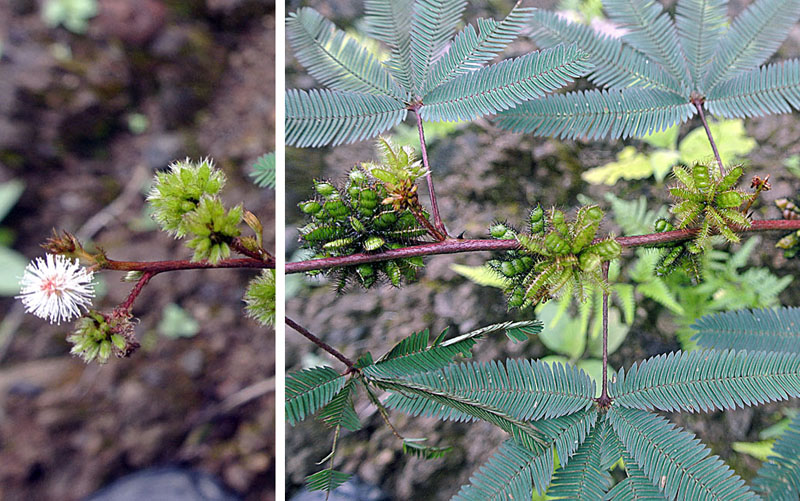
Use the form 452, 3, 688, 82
17, 254, 95, 324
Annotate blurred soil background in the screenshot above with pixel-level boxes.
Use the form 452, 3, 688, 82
285, 0, 800, 499
0, 0, 276, 499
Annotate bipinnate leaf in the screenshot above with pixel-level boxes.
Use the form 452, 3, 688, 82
409, 0, 467, 92
317, 379, 361, 432
286, 88, 407, 147
305, 469, 351, 492
453, 410, 598, 500
380, 358, 595, 423
675, 0, 728, 90
547, 419, 612, 499
706, 59, 800, 118
692, 307, 800, 354
753, 412, 800, 500
287, 8, 404, 98
610, 349, 800, 413
286, 366, 346, 426
608, 407, 756, 500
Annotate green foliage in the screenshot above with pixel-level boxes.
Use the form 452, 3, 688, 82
583, 120, 756, 185
753, 413, 800, 499
692, 307, 800, 354
42, 0, 97, 34
243, 269, 276, 327
297, 142, 429, 289
183, 198, 243, 264
67, 311, 134, 364
157, 303, 200, 339
286, 366, 346, 426
487, 206, 620, 307
286, 1, 592, 147
669, 162, 753, 253
250, 153, 276, 189
498, 0, 800, 139
610, 349, 800, 412
305, 469, 351, 492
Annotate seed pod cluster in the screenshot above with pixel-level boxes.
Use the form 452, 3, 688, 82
487, 205, 620, 309
652, 218, 701, 280
669, 162, 755, 253
298, 167, 427, 289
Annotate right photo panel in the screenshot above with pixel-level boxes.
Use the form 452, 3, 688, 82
284, 0, 800, 499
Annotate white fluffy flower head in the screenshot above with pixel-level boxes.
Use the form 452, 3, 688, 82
17, 254, 95, 325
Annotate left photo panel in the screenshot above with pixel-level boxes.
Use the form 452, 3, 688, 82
0, 1, 276, 500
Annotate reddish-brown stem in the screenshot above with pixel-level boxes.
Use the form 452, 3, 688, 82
596, 262, 612, 408
413, 108, 448, 239
230, 237, 275, 265
285, 219, 800, 274
692, 97, 725, 176
410, 206, 446, 241
104, 257, 272, 273
286, 316, 356, 372
119, 271, 155, 312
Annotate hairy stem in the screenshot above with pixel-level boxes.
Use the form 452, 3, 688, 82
230, 237, 275, 265
409, 205, 447, 241
104, 257, 272, 273
285, 219, 800, 274
119, 271, 155, 312
414, 109, 447, 239
692, 98, 724, 176
286, 317, 356, 372
596, 262, 612, 408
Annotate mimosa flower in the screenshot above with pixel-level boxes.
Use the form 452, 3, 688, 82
17, 254, 95, 324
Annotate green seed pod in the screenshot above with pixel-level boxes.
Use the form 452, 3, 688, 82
500, 261, 517, 277
385, 261, 402, 287
593, 239, 621, 259
718, 166, 743, 192
654, 218, 673, 233
323, 237, 355, 250
551, 210, 569, 237
348, 186, 361, 199
349, 169, 368, 186
356, 264, 374, 279
672, 165, 694, 190
300, 201, 321, 214
579, 252, 601, 271
691, 163, 711, 193
584, 206, 603, 222
511, 259, 527, 274
655, 247, 683, 276
544, 232, 570, 255
363, 236, 385, 251
715, 191, 744, 208
361, 189, 377, 201
490, 223, 509, 239
508, 288, 525, 308
521, 256, 534, 270
324, 200, 350, 220
349, 216, 365, 233
529, 206, 545, 234
314, 181, 336, 198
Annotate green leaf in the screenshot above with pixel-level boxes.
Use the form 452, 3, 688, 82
753, 412, 800, 499
305, 469, 351, 492
287, 8, 404, 98
609, 407, 756, 500
529, 9, 683, 94
732, 439, 775, 462
286, 366, 346, 426
424, 5, 535, 94
454, 410, 598, 499
606, 194, 669, 236
692, 307, 800, 354
363, 0, 415, 91
495, 88, 696, 140
157, 303, 199, 339
678, 120, 756, 165
0, 247, 29, 296
0, 179, 24, 223
420, 44, 593, 122
610, 349, 800, 413
409, 0, 467, 92
537, 300, 587, 359
402, 438, 452, 459
704, 0, 800, 91
439, 320, 543, 348
706, 59, 800, 118
286, 88, 407, 147
367, 327, 476, 377
641, 124, 679, 149
317, 379, 361, 432
583, 146, 679, 185
603, 0, 691, 86
602, 430, 665, 500
250, 153, 276, 189
381, 358, 595, 424
548, 419, 611, 499
451, 263, 510, 289
675, 0, 729, 90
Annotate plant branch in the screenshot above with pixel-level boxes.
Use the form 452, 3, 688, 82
413, 109, 447, 239
363, 383, 404, 440
119, 271, 155, 312
286, 219, 800, 274
230, 237, 276, 265
692, 97, 724, 176
104, 257, 272, 273
596, 262, 612, 408
286, 317, 356, 372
